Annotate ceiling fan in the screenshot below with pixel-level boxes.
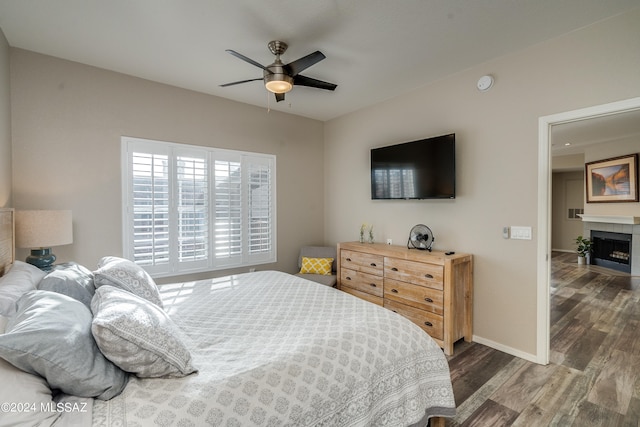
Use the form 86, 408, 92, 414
220, 41, 337, 102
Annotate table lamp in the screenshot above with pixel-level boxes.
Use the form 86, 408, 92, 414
15, 210, 73, 270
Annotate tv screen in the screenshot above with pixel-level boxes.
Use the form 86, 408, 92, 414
371, 133, 455, 199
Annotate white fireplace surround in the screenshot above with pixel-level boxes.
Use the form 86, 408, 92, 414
578, 214, 640, 275
578, 215, 640, 224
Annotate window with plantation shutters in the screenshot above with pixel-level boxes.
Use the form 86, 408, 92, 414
122, 137, 276, 277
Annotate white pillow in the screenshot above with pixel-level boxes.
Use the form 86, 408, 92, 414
0, 359, 60, 427
94, 256, 163, 308
0, 314, 60, 427
0, 261, 47, 316
91, 285, 196, 378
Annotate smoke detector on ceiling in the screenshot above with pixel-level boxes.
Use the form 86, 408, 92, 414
477, 75, 494, 92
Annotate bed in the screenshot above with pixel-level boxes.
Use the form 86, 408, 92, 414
0, 208, 455, 426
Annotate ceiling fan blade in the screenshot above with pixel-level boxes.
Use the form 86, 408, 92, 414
219, 78, 263, 87
225, 49, 270, 72
293, 74, 337, 91
285, 51, 326, 76
275, 93, 285, 102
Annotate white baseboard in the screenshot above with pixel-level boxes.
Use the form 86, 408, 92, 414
472, 335, 541, 364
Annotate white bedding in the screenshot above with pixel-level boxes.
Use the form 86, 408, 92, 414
92, 271, 455, 426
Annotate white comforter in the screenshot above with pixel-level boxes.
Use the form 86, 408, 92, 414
92, 271, 455, 426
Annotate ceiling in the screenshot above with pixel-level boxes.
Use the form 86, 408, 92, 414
551, 108, 640, 157
1, 0, 639, 123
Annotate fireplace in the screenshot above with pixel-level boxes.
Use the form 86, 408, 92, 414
579, 215, 640, 276
591, 230, 632, 273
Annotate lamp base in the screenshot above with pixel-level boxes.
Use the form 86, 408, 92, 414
26, 248, 56, 271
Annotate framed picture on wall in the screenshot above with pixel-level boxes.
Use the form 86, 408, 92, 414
585, 154, 639, 203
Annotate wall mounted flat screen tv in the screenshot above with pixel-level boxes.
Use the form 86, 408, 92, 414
371, 133, 455, 199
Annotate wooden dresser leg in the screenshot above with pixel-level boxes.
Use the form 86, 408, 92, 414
443, 344, 453, 356
430, 416, 445, 427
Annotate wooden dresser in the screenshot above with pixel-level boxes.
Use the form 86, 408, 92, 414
337, 242, 473, 355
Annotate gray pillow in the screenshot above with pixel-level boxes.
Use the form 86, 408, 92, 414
91, 285, 197, 378
0, 260, 47, 316
38, 262, 95, 309
0, 290, 129, 400
94, 256, 163, 308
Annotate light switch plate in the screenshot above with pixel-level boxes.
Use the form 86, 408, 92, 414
510, 226, 532, 240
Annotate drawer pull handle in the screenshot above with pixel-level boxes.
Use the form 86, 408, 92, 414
391, 267, 398, 272
391, 289, 398, 293
346, 257, 352, 262
370, 263, 377, 267
370, 283, 377, 287
424, 321, 433, 327
425, 274, 434, 279
424, 297, 433, 303
346, 276, 352, 281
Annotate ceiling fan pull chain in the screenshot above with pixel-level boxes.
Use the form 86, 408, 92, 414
266, 90, 271, 113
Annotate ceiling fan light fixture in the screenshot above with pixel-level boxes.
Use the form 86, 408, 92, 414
264, 73, 293, 93
222, 41, 336, 98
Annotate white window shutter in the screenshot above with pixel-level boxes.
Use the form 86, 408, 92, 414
213, 156, 242, 267
175, 149, 209, 271
123, 137, 276, 277
129, 149, 171, 270
245, 156, 275, 264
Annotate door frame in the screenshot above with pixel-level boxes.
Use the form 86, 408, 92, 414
537, 96, 640, 364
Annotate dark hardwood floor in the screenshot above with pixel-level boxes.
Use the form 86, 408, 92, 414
444, 251, 640, 426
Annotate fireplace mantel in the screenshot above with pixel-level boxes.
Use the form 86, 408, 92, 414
578, 214, 640, 225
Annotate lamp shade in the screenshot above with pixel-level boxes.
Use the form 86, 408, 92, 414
15, 210, 73, 249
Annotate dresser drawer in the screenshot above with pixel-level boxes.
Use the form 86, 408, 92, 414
384, 299, 444, 341
384, 278, 443, 315
384, 257, 444, 290
340, 268, 384, 297
342, 286, 383, 306
341, 250, 384, 275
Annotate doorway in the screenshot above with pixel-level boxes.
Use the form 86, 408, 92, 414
537, 96, 640, 365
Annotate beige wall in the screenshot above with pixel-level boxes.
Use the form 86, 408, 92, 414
324, 9, 640, 357
10, 49, 325, 282
0, 28, 10, 207
552, 153, 583, 171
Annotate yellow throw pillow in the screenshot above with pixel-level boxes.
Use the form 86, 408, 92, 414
299, 257, 334, 276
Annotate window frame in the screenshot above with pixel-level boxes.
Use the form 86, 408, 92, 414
121, 136, 277, 278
